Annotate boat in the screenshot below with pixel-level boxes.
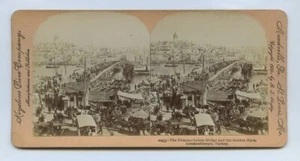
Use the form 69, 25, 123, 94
35, 62, 43, 67
150, 61, 160, 66
252, 66, 267, 75
46, 42, 60, 68
46, 63, 60, 68
165, 50, 178, 68
164, 64, 178, 67
134, 51, 151, 75
76, 64, 83, 68
134, 65, 150, 75
134, 70, 150, 75
253, 69, 267, 75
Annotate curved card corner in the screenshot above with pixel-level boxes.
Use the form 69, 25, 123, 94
275, 9, 288, 20
11, 134, 25, 149
11, 10, 26, 22
275, 138, 288, 149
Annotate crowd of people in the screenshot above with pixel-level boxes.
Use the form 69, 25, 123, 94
209, 60, 236, 74
90, 79, 130, 92
146, 61, 268, 136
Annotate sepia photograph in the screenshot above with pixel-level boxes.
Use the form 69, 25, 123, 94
32, 11, 268, 137
148, 12, 268, 136
32, 12, 152, 136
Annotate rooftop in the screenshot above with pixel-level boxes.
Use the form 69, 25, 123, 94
182, 81, 209, 93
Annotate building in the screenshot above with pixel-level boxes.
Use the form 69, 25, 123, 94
180, 81, 209, 108
63, 82, 116, 110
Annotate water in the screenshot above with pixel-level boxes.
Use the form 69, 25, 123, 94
114, 67, 149, 90
33, 65, 83, 85
248, 74, 268, 92
231, 66, 267, 88
150, 64, 200, 76
113, 64, 199, 91
34, 65, 82, 77
34, 63, 202, 90
250, 74, 267, 84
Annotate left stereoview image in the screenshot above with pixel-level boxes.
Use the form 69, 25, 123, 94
33, 12, 151, 136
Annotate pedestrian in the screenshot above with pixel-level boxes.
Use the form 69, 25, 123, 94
95, 112, 103, 135
215, 121, 222, 134
166, 104, 170, 112
204, 127, 209, 136
48, 105, 51, 114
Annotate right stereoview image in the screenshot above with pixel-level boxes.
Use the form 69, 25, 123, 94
149, 11, 268, 136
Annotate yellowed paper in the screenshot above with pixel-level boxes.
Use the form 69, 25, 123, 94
11, 10, 287, 148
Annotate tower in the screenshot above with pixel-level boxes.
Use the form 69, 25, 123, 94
173, 32, 178, 42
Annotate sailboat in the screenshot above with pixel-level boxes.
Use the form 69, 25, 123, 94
46, 57, 60, 68
134, 49, 150, 75
46, 63, 60, 68
46, 36, 60, 69
164, 64, 178, 67
164, 54, 178, 67
194, 56, 202, 66
76, 64, 84, 68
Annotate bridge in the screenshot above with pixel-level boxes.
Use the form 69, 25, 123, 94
87, 60, 239, 84
90, 62, 121, 82
208, 61, 238, 81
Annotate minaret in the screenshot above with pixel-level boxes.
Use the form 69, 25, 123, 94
173, 32, 178, 42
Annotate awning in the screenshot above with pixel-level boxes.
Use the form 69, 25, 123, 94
148, 77, 161, 84
195, 113, 215, 127
64, 82, 87, 94
89, 91, 114, 102
180, 95, 188, 99
117, 91, 144, 100
182, 81, 208, 93
235, 90, 261, 100
207, 90, 230, 102
150, 115, 157, 121
76, 114, 97, 128
179, 76, 195, 83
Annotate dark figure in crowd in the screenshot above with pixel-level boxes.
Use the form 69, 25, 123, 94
38, 114, 45, 122
166, 103, 170, 112
48, 105, 51, 113
215, 120, 222, 134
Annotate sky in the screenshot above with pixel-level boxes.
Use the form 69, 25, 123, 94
34, 11, 267, 49
151, 11, 267, 47
34, 11, 150, 49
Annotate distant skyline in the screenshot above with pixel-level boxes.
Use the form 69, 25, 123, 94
34, 12, 150, 50
151, 11, 267, 47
